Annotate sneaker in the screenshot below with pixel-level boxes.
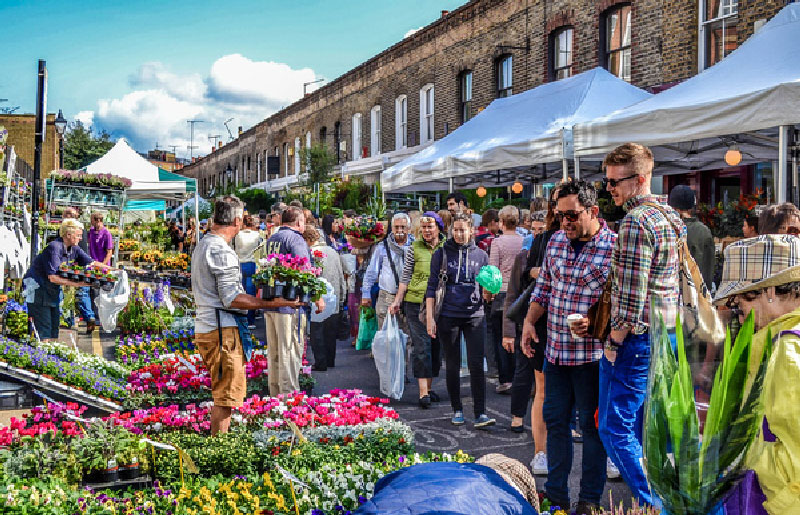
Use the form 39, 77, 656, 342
486, 371, 500, 380
247, 324, 257, 330
418, 395, 431, 409
530, 451, 548, 475
495, 382, 512, 394
575, 501, 601, 515
474, 414, 496, 429
451, 411, 465, 425
606, 458, 620, 479
86, 319, 96, 334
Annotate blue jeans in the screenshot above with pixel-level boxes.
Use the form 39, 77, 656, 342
75, 286, 95, 322
544, 359, 606, 505
241, 261, 257, 325
598, 332, 652, 507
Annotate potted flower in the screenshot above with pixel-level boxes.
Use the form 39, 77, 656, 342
115, 431, 142, 480
77, 432, 118, 484
58, 263, 70, 279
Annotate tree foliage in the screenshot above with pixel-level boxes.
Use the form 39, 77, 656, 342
299, 143, 336, 187
63, 122, 115, 170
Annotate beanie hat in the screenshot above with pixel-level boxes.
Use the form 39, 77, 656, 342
668, 185, 696, 211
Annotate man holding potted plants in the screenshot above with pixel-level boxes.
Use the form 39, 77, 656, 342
192, 196, 305, 435
264, 206, 326, 395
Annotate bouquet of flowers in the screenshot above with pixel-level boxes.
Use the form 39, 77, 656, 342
344, 217, 385, 248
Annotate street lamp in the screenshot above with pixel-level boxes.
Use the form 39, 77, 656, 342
303, 78, 325, 96
226, 164, 233, 191
54, 109, 67, 169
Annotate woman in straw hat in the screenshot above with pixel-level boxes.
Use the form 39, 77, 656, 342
713, 234, 800, 514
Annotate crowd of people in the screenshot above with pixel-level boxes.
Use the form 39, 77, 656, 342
186, 141, 800, 514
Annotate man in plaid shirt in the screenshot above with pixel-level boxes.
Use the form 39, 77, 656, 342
599, 143, 684, 508
521, 181, 617, 514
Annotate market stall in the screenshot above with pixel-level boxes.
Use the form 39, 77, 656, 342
573, 3, 800, 197
381, 67, 652, 193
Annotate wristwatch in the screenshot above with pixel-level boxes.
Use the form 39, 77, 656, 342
604, 337, 622, 352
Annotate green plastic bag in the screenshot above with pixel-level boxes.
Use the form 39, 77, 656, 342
356, 306, 378, 350
476, 265, 503, 294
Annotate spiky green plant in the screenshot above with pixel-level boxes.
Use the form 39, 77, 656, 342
644, 311, 771, 513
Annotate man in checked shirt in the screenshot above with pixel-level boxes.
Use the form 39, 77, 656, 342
521, 180, 617, 514
599, 143, 684, 508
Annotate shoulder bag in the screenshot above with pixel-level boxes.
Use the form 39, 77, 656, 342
418, 249, 448, 323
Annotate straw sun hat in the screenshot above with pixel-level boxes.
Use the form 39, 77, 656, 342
713, 234, 800, 306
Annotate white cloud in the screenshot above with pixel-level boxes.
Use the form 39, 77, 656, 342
90, 55, 319, 158
74, 110, 94, 127
404, 26, 423, 38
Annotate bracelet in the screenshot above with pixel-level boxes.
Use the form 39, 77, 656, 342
604, 339, 621, 352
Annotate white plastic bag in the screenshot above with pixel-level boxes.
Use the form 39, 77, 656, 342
372, 314, 407, 400
96, 270, 130, 333
310, 277, 337, 322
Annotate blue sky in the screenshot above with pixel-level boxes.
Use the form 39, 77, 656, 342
2, 0, 465, 157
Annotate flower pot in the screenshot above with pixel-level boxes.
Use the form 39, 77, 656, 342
283, 283, 298, 301
299, 291, 312, 304
58, 270, 69, 278
261, 283, 276, 300
118, 464, 140, 480
101, 282, 114, 292
70, 272, 82, 281
84, 466, 118, 484
92, 279, 101, 287
273, 282, 286, 299
83, 276, 93, 284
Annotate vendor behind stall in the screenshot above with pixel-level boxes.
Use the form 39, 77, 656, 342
23, 219, 107, 341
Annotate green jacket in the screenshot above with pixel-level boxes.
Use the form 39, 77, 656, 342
405, 238, 445, 304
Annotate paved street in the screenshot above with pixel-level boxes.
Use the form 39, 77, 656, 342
81, 321, 633, 511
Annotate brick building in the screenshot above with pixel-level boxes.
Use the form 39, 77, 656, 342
180, 0, 788, 202
0, 114, 60, 180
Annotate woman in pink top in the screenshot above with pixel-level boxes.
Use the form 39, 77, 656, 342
486, 205, 524, 393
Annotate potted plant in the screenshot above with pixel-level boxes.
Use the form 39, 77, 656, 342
58, 263, 70, 278
115, 429, 142, 480
77, 427, 118, 484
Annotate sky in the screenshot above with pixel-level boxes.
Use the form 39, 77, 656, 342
1, 0, 465, 159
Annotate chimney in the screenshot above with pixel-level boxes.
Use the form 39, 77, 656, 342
211, 146, 215, 154
238, 126, 243, 137
192, 157, 197, 163
218, 141, 222, 149
441, 10, 449, 17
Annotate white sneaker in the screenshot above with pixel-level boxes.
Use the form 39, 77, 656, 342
530, 451, 548, 475
606, 458, 620, 479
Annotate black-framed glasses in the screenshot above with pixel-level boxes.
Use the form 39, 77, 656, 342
555, 208, 588, 222
603, 174, 640, 189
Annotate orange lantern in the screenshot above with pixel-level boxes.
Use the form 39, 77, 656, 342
476, 186, 487, 198
724, 147, 742, 166
511, 181, 524, 194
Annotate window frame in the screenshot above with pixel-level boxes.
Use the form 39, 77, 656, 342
699, 0, 739, 70
370, 105, 382, 156
395, 95, 408, 150
283, 142, 289, 177
352, 113, 362, 160
601, 4, 632, 82
294, 137, 301, 174
550, 27, 574, 81
496, 55, 513, 98
419, 84, 435, 145
460, 71, 473, 123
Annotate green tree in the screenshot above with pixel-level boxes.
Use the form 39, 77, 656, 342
299, 143, 335, 187
62, 122, 115, 170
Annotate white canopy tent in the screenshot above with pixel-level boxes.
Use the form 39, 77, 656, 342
381, 68, 652, 193
573, 3, 800, 197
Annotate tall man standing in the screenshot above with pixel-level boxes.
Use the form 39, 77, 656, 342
521, 181, 616, 514
599, 143, 684, 507
361, 213, 414, 330
264, 206, 325, 395
192, 196, 302, 434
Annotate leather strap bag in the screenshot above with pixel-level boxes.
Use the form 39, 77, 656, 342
505, 280, 538, 326
587, 278, 613, 341
419, 249, 448, 323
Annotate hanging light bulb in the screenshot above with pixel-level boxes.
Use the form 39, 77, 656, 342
725, 145, 742, 166
476, 186, 487, 198
511, 181, 524, 194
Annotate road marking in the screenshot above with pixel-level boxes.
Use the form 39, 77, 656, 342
92, 328, 102, 356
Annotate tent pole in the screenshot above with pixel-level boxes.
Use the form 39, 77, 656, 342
778, 125, 789, 204
561, 159, 568, 182
574, 157, 581, 180
194, 189, 200, 245
448, 177, 454, 194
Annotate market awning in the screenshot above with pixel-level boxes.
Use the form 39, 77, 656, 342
381, 68, 652, 192
573, 3, 800, 171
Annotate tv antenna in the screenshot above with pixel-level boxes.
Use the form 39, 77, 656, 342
187, 120, 205, 161
208, 134, 222, 148
168, 145, 179, 156
0, 99, 20, 114
223, 118, 235, 141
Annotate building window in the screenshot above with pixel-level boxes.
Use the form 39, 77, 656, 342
701, 0, 738, 69
497, 55, 513, 97
334, 122, 341, 162
294, 137, 301, 173
352, 113, 362, 160
419, 84, 434, 144
551, 27, 574, 80
460, 71, 473, 123
283, 143, 289, 176
395, 95, 407, 150
370, 106, 382, 156
603, 4, 632, 82
319, 126, 327, 148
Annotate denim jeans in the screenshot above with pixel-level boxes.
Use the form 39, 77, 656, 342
75, 286, 95, 322
240, 262, 257, 325
598, 332, 653, 507
543, 359, 606, 506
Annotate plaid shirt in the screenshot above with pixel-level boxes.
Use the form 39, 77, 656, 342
611, 195, 685, 335
531, 220, 617, 366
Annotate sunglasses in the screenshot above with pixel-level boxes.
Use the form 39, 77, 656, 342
555, 208, 588, 222
603, 174, 640, 189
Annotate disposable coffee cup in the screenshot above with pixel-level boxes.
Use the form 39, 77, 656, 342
567, 314, 584, 338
